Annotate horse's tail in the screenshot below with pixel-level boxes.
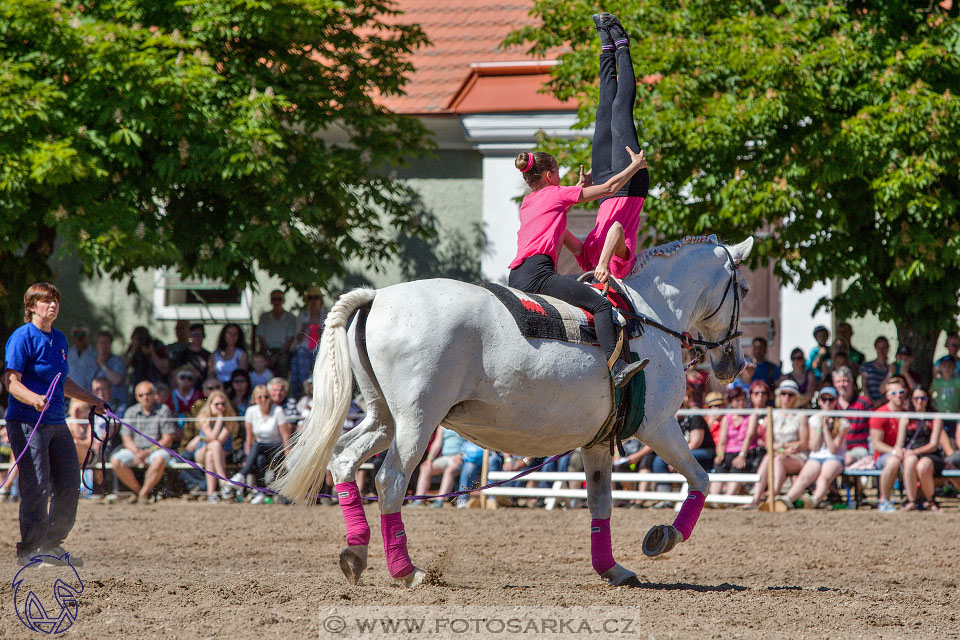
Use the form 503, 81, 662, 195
273, 287, 377, 504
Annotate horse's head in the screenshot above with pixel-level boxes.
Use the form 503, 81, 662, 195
693, 237, 754, 383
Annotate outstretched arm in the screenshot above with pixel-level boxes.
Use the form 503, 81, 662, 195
578, 148, 646, 203
562, 230, 583, 256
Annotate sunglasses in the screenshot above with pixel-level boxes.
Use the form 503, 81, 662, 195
820, 396, 837, 402
271, 297, 284, 302
791, 355, 804, 360
913, 396, 928, 402
212, 401, 226, 407
307, 295, 322, 300
750, 390, 768, 396
178, 374, 195, 381
888, 389, 906, 396
779, 391, 797, 397
255, 395, 269, 400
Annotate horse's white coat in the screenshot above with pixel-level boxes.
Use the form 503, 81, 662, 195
276, 237, 753, 581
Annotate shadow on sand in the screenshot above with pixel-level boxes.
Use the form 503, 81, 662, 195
621, 578, 748, 592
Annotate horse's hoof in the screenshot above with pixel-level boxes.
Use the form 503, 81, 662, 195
600, 563, 637, 586
339, 545, 368, 585
393, 567, 426, 588
642, 524, 683, 557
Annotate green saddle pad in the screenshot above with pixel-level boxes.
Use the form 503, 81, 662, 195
614, 364, 646, 441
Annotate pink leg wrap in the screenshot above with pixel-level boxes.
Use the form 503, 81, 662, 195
381, 512, 415, 578
336, 482, 370, 547
590, 518, 616, 575
672, 490, 706, 541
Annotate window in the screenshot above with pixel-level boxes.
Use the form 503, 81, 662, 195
152, 269, 252, 321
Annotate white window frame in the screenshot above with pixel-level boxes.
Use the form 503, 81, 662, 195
152, 269, 253, 321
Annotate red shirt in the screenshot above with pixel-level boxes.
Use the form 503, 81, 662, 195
509, 185, 582, 269
868, 402, 900, 460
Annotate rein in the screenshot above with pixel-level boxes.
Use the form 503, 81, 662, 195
0, 374, 61, 488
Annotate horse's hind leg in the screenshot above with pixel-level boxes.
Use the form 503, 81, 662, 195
582, 445, 639, 587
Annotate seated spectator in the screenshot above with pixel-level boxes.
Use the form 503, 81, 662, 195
154, 382, 171, 409
166, 320, 191, 367
931, 355, 959, 460
861, 336, 891, 407
67, 325, 98, 391
704, 391, 725, 444
886, 345, 922, 392
209, 323, 249, 385
166, 365, 203, 433
836, 322, 865, 377
807, 325, 831, 382
779, 348, 816, 408
249, 352, 274, 388
900, 387, 943, 511
91, 376, 123, 477
936, 333, 960, 378
710, 385, 757, 498
170, 324, 211, 388
193, 390, 238, 503
0, 421, 19, 502
230, 385, 291, 503
827, 338, 852, 381
614, 438, 655, 504
870, 375, 909, 512
751, 337, 781, 390
414, 426, 464, 507
256, 289, 298, 377
831, 366, 872, 465
455, 440, 487, 508
92, 330, 127, 408
291, 286, 326, 398
296, 380, 314, 417
228, 368, 253, 416
750, 379, 809, 507
653, 383, 715, 474
66, 398, 93, 466
125, 326, 169, 387
110, 381, 177, 504
781, 386, 848, 508
268, 377, 301, 431
747, 380, 772, 451
728, 357, 755, 396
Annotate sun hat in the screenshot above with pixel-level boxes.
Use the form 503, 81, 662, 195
778, 379, 800, 395
818, 386, 838, 400
704, 392, 725, 408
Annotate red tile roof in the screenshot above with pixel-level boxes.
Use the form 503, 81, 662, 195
381, 1, 569, 114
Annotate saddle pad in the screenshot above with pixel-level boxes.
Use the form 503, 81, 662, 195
476, 282, 598, 345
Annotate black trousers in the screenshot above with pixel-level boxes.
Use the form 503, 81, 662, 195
508, 255, 618, 362
592, 47, 649, 199
238, 441, 284, 484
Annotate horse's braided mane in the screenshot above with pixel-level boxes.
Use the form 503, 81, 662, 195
626, 234, 718, 278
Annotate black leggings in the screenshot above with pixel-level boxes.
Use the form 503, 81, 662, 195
508, 255, 618, 362
239, 441, 284, 483
592, 47, 649, 199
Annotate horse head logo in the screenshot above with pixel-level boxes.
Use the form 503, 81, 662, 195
12, 553, 84, 634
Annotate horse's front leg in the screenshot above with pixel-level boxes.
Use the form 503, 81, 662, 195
582, 445, 639, 587
636, 416, 709, 557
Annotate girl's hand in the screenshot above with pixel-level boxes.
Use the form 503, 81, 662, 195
626, 147, 647, 169
732, 454, 746, 469
576, 165, 593, 188
594, 263, 611, 284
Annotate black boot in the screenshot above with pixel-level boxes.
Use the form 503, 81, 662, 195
611, 357, 649, 388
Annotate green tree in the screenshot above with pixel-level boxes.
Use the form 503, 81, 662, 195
0, 0, 432, 342
507, 0, 960, 377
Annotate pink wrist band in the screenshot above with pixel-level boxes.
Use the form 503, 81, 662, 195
672, 490, 706, 541
336, 482, 370, 547
381, 512, 415, 578
590, 518, 616, 575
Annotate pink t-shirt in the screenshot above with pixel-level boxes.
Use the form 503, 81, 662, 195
722, 414, 752, 454
575, 196, 645, 278
509, 185, 583, 269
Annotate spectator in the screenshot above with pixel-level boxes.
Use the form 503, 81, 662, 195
836, 322, 865, 376
751, 337, 781, 389
899, 387, 943, 511
0, 421, 20, 502
728, 357, 755, 396
870, 376, 908, 512
826, 338, 852, 382
710, 386, 756, 498
166, 320, 191, 366
110, 381, 177, 504
125, 326, 169, 387
704, 391, 725, 444
807, 325, 831, 382
291, 286, 327, 399
89, 376, 120, 494
931, 355, 960, 453
249, 352, 274, 388
256, 289, 298, 377
749, 379, 809, 507
296, 380, 314, 417
936, 333, 960, 378
779, 348, 816, 408
781, 386, 848, 508
91, 330, 127, 408
169, 323, 211, 389
414, 426, 464, 507
886, 345, 921, 391
231, 385, 291, 504
861, 336, 891, 407
65, 398, 92, 466
832, 366, 873, 465
455, 440, 487, 508
268, 377, 300, 430
614, 438, 656, 504
746, 380, 772, 456
208, 323, 249, 385
193, 390, 237, 503
651, 384, 715, 503
166, 365, 203, 433
67, 325, 97, 391
228, 368, 253, 416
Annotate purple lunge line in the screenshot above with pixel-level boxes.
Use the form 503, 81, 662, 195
0, 373, 61, 488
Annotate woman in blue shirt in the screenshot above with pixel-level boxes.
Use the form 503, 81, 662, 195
4, 283, 105, 567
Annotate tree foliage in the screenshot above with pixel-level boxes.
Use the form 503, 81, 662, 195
506, 0, 960, 371
0, 0, 432, 337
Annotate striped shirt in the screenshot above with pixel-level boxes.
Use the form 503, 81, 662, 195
844, 395, 873, 450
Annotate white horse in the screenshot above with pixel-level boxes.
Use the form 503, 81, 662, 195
275, 235, 754, 587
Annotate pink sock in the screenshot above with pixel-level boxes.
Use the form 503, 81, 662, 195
381, 512, 415, 578
336, 482, 370, 547
672, 491, 706, 541
590, 518, 616, 575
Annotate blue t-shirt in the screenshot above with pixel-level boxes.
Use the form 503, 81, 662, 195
4, 323, 69, 425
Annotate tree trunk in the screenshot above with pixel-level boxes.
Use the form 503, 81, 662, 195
896, 323, 940, 389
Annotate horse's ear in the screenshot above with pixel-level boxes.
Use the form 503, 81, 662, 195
730, 237, 755, 265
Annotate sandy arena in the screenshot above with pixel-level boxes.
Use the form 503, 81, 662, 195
1, 500, 958, 639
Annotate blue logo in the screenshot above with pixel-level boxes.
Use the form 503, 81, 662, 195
12, 553, 83, 634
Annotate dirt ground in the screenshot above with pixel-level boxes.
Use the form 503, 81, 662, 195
1, 499, 958, 639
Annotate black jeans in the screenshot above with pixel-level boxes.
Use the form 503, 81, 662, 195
239, 441, 284, 484
509, 255, 618, 362
592, 48, 649, 199
7, 422, 80, 556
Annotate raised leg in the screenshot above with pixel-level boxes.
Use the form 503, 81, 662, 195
582, 445, 637, 586
636, 416, 708, 554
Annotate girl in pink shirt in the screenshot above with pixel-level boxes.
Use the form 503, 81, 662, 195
575, 13, 650, 283
507, 147, 646, 387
